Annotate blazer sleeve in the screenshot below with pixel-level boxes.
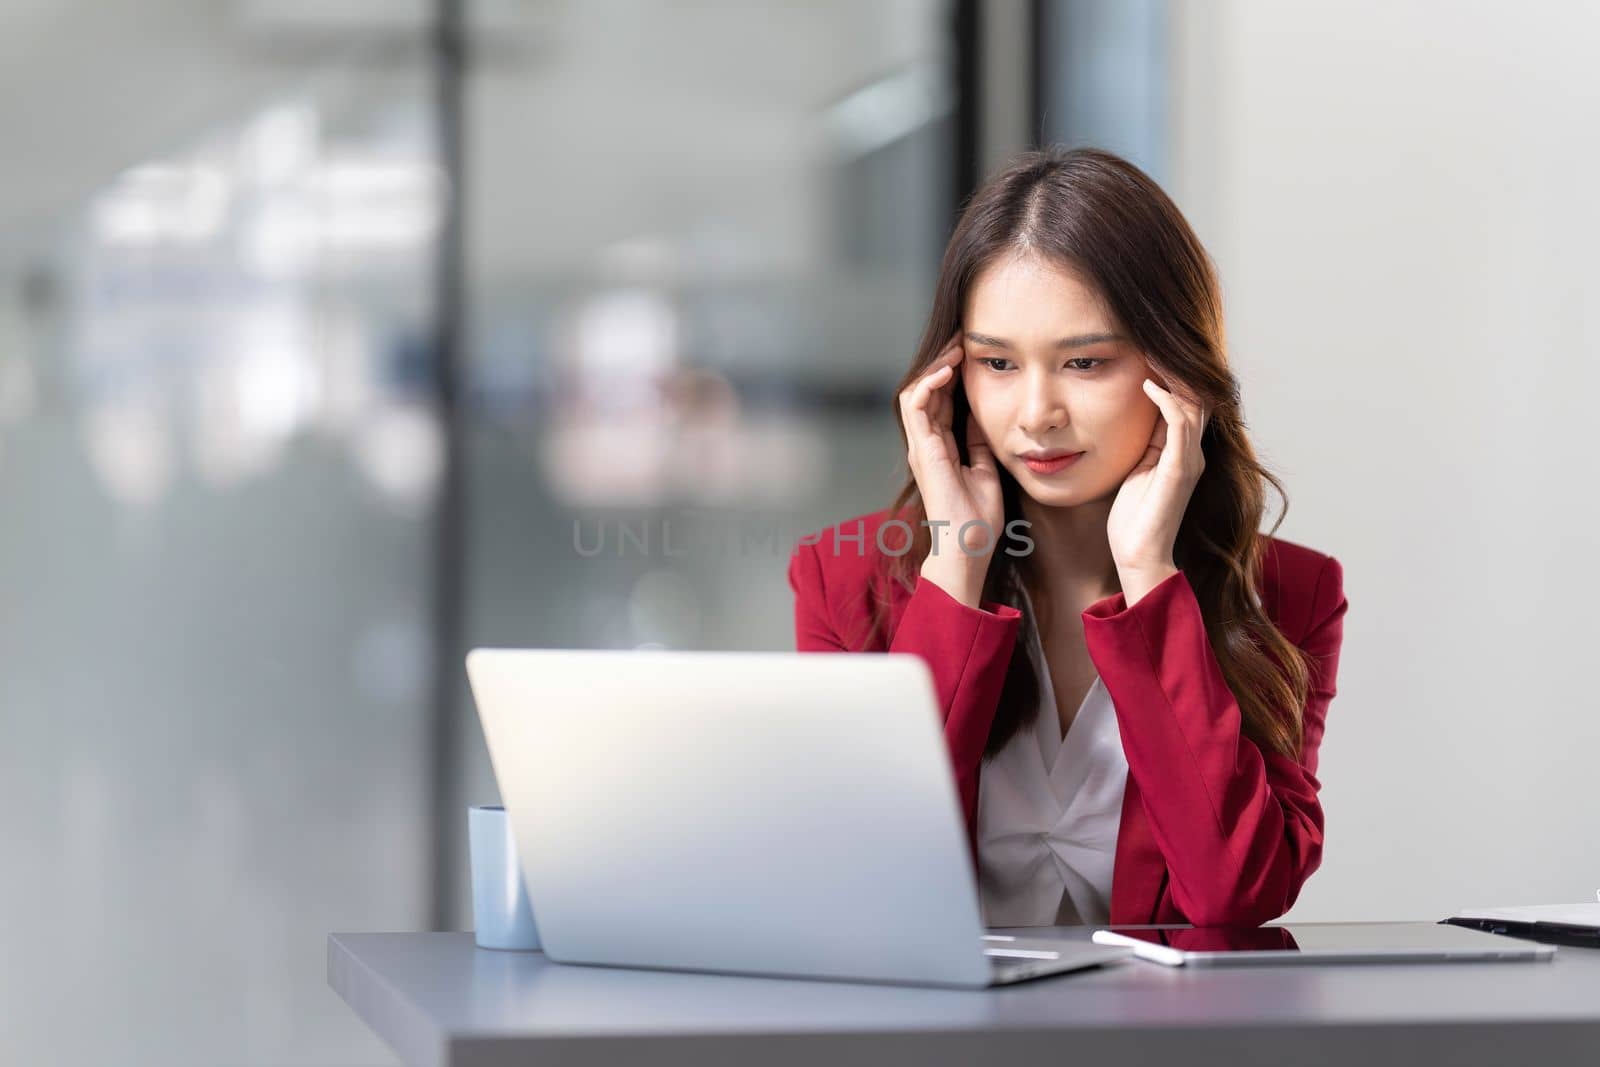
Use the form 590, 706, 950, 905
1081, 557, 1348, 926
786, 541, 1022, 840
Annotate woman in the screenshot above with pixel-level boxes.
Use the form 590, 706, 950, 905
786, 147, 1349, 928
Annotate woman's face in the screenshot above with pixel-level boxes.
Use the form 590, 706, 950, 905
960, 252, 1161, 508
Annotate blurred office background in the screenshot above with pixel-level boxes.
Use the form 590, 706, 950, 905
1, 1, 1596, 1063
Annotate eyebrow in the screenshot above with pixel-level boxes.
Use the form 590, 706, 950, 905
963, 331, 1125, 350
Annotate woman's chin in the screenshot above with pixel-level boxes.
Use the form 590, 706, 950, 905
1015, 477, 1086, 507
1010, 465, 1112, 508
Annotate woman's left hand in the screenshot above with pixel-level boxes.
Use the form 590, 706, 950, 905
1106, 379, 1209, 595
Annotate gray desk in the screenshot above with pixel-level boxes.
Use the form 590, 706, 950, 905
329, 925, 1600, 1067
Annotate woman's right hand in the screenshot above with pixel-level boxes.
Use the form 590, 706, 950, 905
898, 332, 1004, 607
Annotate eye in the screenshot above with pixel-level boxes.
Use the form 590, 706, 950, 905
1066, 358, 1104, 372
977, 357, 1013, 372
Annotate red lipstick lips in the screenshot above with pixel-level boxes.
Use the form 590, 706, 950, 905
1019, 449, 1084, 475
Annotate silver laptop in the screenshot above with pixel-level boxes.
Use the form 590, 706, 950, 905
466, 648, 1131, 988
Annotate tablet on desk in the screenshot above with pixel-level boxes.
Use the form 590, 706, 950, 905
1091, 922, 1557, 967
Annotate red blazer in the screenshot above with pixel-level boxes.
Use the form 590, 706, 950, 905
786, 508, 1349, 927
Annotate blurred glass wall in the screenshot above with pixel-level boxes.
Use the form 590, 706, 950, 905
1038, 0, 1168, 180
449, 0, 956, 925
0, 1, 956, 1062
0, 56, 440, 1067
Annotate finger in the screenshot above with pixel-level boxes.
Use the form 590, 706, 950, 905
935, 395, 954, 445
1171, 391, 1208, 452
930, 352, 964, 431
930, 372, 960, 460
912, 361, 953, 396
902, 365, 955, 456
932, 348, 963, 399
965, 418, 995, 473
1167, 385, 1208, 435
914, 363, 953, 398
902, 345, 964, 459
912, 357, 961, 430
1180, 396, 1207, 451
929, 365, 952, 428
1143, 379, 1198, 479
941, 422, 960, 464
1146, 376, 1201, 412
927, 334, 964, 368
1131, 416, 1164, 473
1142, 379, 1187, 445
899, 380, 935, 459
911, 340, 961, 387
1178, 395, 1205, 432
1142, 379, 1187, 465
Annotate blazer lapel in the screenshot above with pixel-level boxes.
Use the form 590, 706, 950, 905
885, 567, 1168, 923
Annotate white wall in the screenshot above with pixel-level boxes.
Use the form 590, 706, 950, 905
1171, 0, 1600, 920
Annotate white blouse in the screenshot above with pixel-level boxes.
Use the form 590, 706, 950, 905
976, 585, 1129, 927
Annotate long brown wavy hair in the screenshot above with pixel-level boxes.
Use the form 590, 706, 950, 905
877, 146, 1312, 761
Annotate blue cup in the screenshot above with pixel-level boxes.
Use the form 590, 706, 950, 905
468, 805, 541, 951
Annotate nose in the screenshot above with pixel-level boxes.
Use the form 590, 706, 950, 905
1018, 376, 1069, 438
